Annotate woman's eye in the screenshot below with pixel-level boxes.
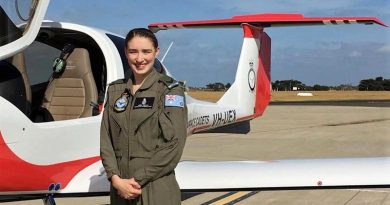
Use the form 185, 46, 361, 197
142, 49, 153, 54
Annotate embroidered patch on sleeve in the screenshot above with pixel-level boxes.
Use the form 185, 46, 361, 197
165, 95, 184, 108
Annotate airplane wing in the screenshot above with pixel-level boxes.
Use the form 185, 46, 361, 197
176, 157, 390, 191
149, 13, 386, 32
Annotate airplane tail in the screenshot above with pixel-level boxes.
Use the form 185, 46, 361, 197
217, 24, 270, 119
149, 13, 385, 120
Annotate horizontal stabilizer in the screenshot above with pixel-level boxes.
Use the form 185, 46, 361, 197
149, 13, 386, 32
176, 157, 390, 191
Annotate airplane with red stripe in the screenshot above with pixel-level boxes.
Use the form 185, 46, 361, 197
0, 1, 388, 204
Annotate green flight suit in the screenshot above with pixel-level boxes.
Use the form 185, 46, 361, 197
100, 69, 187, 205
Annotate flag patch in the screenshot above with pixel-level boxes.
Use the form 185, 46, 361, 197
165, 95, 184, 108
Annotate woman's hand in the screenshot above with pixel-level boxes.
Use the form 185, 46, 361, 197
111, 175, 142, 200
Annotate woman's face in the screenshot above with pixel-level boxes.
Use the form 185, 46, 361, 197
125, 36, 159, 78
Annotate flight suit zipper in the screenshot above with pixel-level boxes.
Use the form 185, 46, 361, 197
126, 87, 146, 177
126, 90, 136, 178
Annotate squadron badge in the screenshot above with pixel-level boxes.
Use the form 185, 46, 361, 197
114, 90, 129, 112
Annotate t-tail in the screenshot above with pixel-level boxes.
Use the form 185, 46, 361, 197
149, 13, 386, 131
216, 24, 271, 119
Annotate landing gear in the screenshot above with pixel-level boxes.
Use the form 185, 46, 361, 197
43, 194, 56, 205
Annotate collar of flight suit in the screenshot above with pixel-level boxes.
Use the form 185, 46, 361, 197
126, 68, 160, 94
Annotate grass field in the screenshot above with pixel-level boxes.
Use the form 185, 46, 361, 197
187, 90, 390, 103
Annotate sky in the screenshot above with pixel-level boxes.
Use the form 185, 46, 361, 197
45, 0, 389, 87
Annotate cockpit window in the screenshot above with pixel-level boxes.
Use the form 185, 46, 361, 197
106, 33, 130, 77
0, 0, 37, 47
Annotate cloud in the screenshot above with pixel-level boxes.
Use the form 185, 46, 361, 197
272, 42, 389, 86
349, 51, 362, 57
377, 44, 390, 53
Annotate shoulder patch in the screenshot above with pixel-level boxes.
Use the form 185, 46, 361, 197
165, 95, 184, 108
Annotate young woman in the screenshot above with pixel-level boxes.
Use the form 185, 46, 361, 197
100, 28, 187, 205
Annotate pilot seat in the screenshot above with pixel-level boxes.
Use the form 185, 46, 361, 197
40, 47, 98, 121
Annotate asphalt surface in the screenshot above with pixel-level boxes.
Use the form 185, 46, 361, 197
2, 102, 390, 205
270, 99, 390, 107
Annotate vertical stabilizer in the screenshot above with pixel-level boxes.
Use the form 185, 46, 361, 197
217, 24, 271, 119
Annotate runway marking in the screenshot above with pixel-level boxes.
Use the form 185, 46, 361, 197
201, 191, 258, 205
200, 192, 237, 205
223, 191, 259, 205
325, 118, 390, 127
344, 191, 360, 205
347, 189, 390, 193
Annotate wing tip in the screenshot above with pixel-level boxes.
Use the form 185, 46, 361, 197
373, 18, 388, 27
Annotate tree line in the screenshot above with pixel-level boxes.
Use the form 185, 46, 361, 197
273, 77, 390, 91
191, 82, 231, 91
271, 80, 348, 91
194, 76, 389, 91
358, 77, 390, 91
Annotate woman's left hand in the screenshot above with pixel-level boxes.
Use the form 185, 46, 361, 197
112, 175, 142, 200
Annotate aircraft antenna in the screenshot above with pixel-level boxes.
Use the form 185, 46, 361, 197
161, 41, 174, 63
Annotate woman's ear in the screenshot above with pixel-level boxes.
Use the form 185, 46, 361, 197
156, 47, 160, 56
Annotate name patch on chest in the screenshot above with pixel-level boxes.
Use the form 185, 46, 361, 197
133, 97, 155, 109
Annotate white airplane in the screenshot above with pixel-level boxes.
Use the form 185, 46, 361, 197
0, 0, 389, 204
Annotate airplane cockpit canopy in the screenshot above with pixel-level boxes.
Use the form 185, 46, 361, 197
0, 0, 38, 47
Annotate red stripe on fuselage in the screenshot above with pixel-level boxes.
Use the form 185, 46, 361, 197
0, 132, 101, 192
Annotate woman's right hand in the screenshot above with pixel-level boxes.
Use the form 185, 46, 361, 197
111, 175, 142, 200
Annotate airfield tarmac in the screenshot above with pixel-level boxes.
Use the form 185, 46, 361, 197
3, 103, 390, 205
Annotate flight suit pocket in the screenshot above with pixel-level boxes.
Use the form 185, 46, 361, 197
129, 151, 152, 174
134, 110, 159, 151
109, 113, 124, 151
159, 111, 175, 141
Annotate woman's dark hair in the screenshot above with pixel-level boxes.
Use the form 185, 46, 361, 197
125, 28, 158, 49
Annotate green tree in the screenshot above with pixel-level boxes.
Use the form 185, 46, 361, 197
313, 84, 330, 91
359, 77, 387, 91
205, 82, 226, 91
225, 83, 231, 89
383, 79, 390, 91
272, 80, 306, 91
